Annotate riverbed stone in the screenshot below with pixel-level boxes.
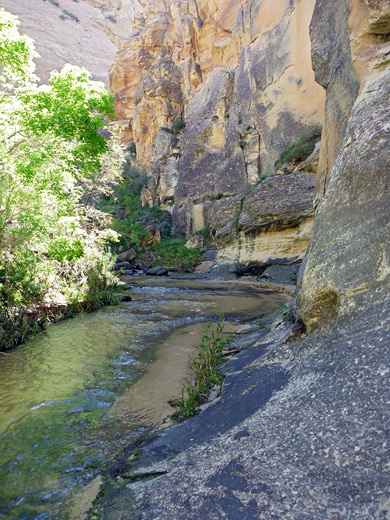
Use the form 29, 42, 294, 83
95, 293, 390, 520
114, 262, 132, 271
145, 266, 164, 275
117, 249, 137, 263
260, 264, 299, 285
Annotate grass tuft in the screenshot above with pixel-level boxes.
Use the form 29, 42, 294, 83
168, 317, 232, 421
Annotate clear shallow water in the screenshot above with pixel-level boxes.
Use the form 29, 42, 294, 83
0, 276, 288, 519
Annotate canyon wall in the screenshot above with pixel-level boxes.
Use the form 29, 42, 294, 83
0, 0, 142, 85
7, 0, 389, 298
297, 0, 390, 332
93, 2, 390, 517
4, 0, 326, 275
109, 0, 326, 272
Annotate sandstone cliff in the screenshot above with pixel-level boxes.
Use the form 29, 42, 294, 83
4, 0, 326, 273
297, 0, 390, 333
109, 0, 326, 272
0, 0, 142, 85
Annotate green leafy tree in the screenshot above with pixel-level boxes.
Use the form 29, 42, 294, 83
0, 8, 124, 347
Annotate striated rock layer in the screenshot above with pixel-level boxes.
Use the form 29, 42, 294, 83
297, 0, 390, 333
209, 174, 315, 273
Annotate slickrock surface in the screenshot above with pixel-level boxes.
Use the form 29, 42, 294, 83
94, 294, 390, 519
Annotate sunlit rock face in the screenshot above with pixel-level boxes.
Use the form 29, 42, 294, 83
1, 0, 142, 85
297, 0, 390, 332
115, 0, 324, 243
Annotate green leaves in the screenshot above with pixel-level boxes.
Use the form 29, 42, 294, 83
0, 8, 123, 337
0, 8, 38, 86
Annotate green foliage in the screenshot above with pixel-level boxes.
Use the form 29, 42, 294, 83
128, 141, 136, 155
169, 317, 232, 421
274, 125, 321, 169
171, 117, 186, 135
194, 224, 211, 240
62, 9, 79, 22
147, 238, 203, 272
258, 172, 271, 183
100, 161, 166, 250
238, 139, 247, 150
273, 303, 291, 322
208, 192, 225, 201
101, 160, 201, 272
0, 9, 123, 348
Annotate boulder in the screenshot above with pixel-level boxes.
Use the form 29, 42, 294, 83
116, 249, 137, 263
156, 269, 169, 276
114, 262, 131, 271
210, 174, 315, 270
139, 225, 162, 247
145, 266, 164, 275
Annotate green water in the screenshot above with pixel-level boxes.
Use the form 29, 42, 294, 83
0, 276, 287, 519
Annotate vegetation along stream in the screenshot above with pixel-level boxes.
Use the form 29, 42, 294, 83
0, 275, 288, 519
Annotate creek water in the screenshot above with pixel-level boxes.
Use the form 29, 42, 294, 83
0, 275, 288, 519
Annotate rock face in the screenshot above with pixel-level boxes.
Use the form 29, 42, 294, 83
5, 0, 325, 270
109, 0, 325, 245
297, 0, 390, 333
1, 0, 142, 85
210, 174, 315, 273
309, 0, 360, 202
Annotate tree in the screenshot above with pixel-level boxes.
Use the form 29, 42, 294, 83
0, 8, 124, 345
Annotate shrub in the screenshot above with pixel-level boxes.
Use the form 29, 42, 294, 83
258, 172, 270, 183
194, 224, 211, 240
209, 192, 225, 201
274, 125, 321, 169
172, 118, 186, 135
148, 238, 203, 272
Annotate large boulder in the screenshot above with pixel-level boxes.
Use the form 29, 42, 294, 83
211, 174, 315, 271
116, 249, 137, 263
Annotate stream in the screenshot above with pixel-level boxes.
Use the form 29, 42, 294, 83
0, 275, 288, 519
